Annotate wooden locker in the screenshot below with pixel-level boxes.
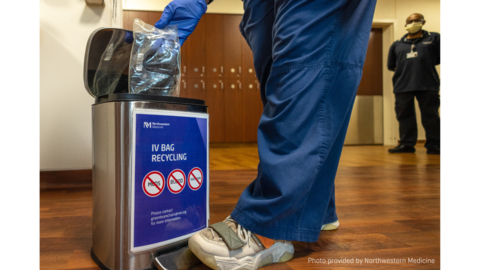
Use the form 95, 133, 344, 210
242, 78, 263, 142
122, 11, 131, 30
146, 12, 162, 26
205, 79, 225, 142
180, 40, 190, 79
205, 14, 225, 79
223, 15, 243, 79
187, 78, 207, 101
178, 78, 189, 99
224, 78, 244, 142
123, 11, 149, 30
185, 18, 206, 78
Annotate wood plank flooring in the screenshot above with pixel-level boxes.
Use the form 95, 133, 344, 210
40, 144, 440, 269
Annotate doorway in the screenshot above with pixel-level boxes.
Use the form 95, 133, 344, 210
344, 28, 384, 145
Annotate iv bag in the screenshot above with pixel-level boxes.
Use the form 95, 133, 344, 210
129, 19, 181, 96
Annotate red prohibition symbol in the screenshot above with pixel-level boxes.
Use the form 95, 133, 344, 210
188, 167, 203, 191
142, 171, 165, 197
167, 169, 186, 194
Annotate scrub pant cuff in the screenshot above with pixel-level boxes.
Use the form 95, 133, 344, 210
323, 214, 338, 225
230, 207, 320, 243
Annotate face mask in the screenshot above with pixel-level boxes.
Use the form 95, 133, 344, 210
405, 22, 423, 34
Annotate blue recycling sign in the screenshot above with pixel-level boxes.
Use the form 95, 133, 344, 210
131, 109, 209, 252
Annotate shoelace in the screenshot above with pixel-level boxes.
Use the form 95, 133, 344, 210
224, 215, 253, 247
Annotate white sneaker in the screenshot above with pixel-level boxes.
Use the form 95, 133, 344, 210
188, 216, 294, 270
321, 220, 340, 231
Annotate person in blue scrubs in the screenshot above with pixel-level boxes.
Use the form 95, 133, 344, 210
156, 0, 377, 269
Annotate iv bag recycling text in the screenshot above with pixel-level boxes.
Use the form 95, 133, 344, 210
151, 144, 188, 162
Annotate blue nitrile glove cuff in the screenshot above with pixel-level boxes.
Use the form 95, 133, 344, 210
154, 0, 207, 46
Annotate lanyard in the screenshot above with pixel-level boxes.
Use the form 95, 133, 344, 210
404, 33, 424, 59
407, 43, 418, 59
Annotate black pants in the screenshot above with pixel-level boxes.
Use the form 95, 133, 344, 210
395, 91, 440, 149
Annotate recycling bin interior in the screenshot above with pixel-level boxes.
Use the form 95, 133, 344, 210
84, 28, 209, 270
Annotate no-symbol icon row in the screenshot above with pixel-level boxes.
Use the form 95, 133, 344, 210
142, 168, 204, 197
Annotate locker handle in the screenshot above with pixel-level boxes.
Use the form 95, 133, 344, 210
202, 66, 205, 74
220, 80, 224, 90
201, 80, 205, 89
256, 80, 259, 90
220, 66, 224, 74
238, 80, 242, 90
183, 66, 186, 73
239, 66, 242, 74
182, 80, 186, 88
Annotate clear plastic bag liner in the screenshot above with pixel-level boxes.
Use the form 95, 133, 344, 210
91, 30, 132, 96
129, 19, 181, 96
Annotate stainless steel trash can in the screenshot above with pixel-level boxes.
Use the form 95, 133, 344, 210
84, 28, 209, 270
91, 94, 209, 270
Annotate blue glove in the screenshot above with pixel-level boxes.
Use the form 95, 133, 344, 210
155, 0, 207, 46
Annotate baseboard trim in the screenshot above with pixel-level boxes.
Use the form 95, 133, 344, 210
40, 170, 92, 191
394, 140, 427, 145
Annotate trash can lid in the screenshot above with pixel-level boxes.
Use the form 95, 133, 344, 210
94, 93, 206, 107
84, 28, 133, 98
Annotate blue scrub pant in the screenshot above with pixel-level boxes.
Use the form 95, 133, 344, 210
230, 0, 377, 242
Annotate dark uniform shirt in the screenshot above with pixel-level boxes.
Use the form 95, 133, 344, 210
387, 30, 440, 93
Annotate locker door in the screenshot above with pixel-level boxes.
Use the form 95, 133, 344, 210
241, 33, 256, 79
185, 18, 206, 79
187, 78, 206, 101
180, 42, 189, 79
223, 15, 243, 80
242, 78, 262, 142
224, 78, 244, 142
206, 79, 225, 142
205, 15, 224, 79
178, 78, 189, 99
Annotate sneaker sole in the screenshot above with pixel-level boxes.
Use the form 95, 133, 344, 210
189, 239, 294, 270
321, 220, 339, 231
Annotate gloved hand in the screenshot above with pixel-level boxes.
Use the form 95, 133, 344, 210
155, 0, 207, 46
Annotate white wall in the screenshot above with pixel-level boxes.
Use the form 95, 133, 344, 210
40, 0, 123, 170
123, 0, 243, 14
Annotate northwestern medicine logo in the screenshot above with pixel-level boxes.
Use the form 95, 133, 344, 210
144, 122, 170, 129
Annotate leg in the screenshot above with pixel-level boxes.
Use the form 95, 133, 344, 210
231, 0, 377, 242
395, 92, 418, 147
304, 102, 355, 232
416, 91, 441, 150
320, 183, 340, 231
240, 0, 339, 233
239, 0, 275, 106
324, 184, 338, 225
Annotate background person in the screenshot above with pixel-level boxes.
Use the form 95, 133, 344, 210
387, 13, 441, 155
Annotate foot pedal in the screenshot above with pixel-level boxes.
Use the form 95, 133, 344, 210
153, 241, 206, 270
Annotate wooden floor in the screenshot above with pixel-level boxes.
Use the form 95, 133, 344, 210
40, 144, 440, 269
